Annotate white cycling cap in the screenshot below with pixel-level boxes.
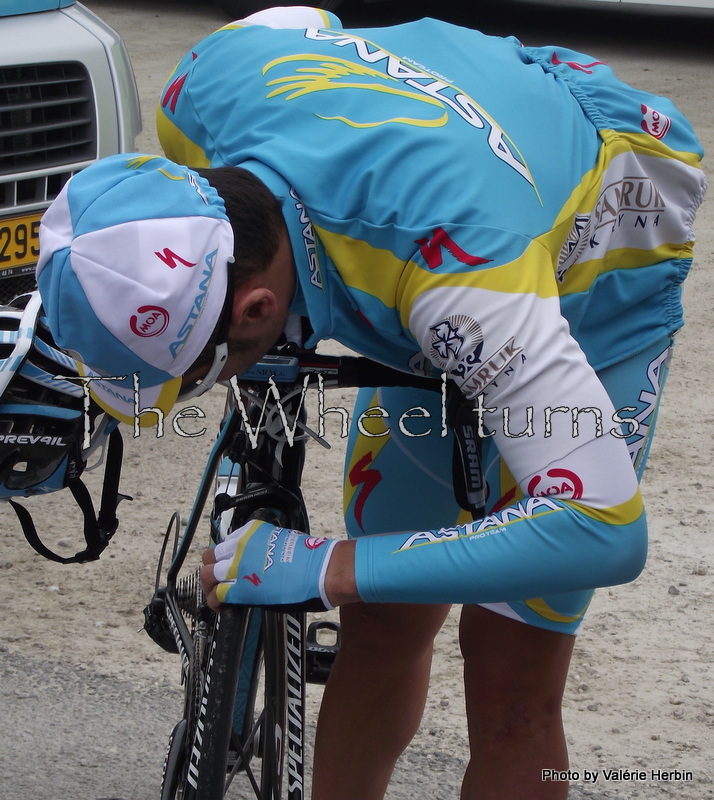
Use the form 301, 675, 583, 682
37, 153, 234, 426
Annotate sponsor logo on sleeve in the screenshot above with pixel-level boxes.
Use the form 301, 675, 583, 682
428, 315, 522, 395
397, 496, 562, 550
527, 468, 583, 500
461, 338, 523, 395
429, 315, 483, 368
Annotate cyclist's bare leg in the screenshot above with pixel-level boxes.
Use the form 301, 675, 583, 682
459, 605, 575, 800
312, 601, 451, 800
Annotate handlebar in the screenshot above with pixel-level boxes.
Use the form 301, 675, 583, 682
238, 347, 443, 393
239, 347, 485, 520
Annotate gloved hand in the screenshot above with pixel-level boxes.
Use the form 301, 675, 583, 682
201, 519, 337, 612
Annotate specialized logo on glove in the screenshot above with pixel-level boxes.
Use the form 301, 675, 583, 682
243, 573, 261, 586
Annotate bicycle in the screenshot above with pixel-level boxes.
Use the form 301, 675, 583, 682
142, 341, 483, 800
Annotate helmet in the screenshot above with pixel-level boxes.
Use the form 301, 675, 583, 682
0, 291, 111, 497
0, 291, 127, 563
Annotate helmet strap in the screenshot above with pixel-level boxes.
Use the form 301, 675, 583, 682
9, 427, 131, 564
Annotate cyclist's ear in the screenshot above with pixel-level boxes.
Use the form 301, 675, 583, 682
230, 286, 280, 332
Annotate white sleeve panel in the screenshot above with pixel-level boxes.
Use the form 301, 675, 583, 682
408, 283, 639, 510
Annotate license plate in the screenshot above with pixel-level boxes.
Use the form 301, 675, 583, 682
0, 212, 42, 276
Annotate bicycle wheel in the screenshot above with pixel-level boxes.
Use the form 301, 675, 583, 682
162, 605, 295, 800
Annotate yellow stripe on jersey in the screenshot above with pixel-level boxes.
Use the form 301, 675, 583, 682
557, 241, 693, 297
618, 130, 704, 170
397, 239, 560, 330
156, 111, 211, 169
314, 224, 405, 310
568, 488, 644, 526
316, 225, 561, 334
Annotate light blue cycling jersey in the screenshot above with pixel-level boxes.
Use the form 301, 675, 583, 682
157, 7, 706, 611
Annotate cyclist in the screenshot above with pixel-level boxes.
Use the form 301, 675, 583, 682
36, 6, 706, 800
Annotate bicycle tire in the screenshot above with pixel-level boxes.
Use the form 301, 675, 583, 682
162, 605, 291, 800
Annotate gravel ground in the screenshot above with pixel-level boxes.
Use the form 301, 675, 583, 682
0, 649, 639, 800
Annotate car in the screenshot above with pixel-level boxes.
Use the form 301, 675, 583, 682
0, 0, 141, 304
506, 0, 714, 13
214, 0, 714, 16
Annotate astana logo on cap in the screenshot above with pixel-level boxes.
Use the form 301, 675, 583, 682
130, 306, 170, 338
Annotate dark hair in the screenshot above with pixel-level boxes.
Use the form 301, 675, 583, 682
195, 166, 284, 287
184, 167, 285, 377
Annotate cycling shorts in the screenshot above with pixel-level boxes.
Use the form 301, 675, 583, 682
342, 335, 673, 635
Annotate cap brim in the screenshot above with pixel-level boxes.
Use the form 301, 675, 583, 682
78, 362, 182, 428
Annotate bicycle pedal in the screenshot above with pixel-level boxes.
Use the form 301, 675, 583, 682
306, 621, 341, 684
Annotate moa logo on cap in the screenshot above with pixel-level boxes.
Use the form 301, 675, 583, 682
130, 305, 170, 338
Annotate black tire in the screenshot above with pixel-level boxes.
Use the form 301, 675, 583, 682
214, 0, 343, 19
163, 606, 292, 800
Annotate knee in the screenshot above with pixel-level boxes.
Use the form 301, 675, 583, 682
468, 685, 565, 748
